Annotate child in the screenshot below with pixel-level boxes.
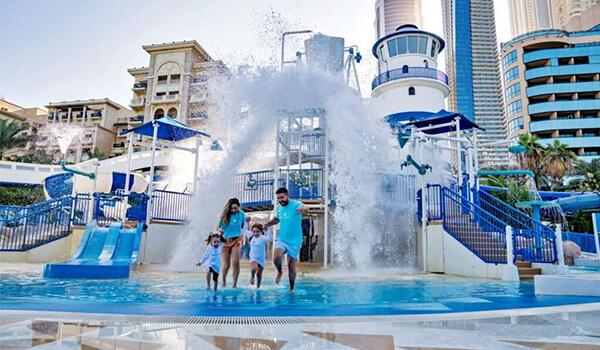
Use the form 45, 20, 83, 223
244, 219, 272, 289
196, 232, 225, 291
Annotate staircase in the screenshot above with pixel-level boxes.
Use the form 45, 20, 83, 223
515, 255, 542, 279
444, 213, 507, 263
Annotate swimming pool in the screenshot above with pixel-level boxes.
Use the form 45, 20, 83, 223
2, 267, 599, 317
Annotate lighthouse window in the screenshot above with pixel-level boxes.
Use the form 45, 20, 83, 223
430, 41, 438, 57
418, 37, 428, 55
397, 37, 408, 55
387, 39, 397, 57
408, 87, 415, 95
408, 36, 418, 53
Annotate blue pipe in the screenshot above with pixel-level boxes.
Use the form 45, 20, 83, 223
400, 155, 431, 175
60, 161, 96, 180
478, 170, 535, 178
480, 185, 600, 212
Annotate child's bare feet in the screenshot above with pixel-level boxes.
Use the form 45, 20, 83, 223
206, 285, 211, 290
289, 288, 294, 293
275, 272, 282, 284
250, 276, 255, 285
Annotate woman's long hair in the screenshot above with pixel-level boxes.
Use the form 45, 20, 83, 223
219, 198, 241, 227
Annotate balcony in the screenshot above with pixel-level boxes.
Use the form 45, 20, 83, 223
525, 63, 600, 80
372, 67, 449, 91
189, 111, 207, 120
113, 142, 125, 148
527, 81, 600, 98
189, 94, 207, 103
191, 76, 208, 85
528, 99, 600, 115
538, 136, 600, 149
114, 118, 129, 126
130, 98, 145, 107
81, 138, 94, 145
133, 82, 148, 90
130, 115, 144, 123
152, 95, 179, 103
530, 118, 600, 133
90, 111, 103, 119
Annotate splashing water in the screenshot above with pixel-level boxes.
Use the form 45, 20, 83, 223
45, 123, 84, 156
167, 63, 420, 271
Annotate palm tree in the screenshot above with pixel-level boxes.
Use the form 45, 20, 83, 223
0, 119, 29, 159
517, 133, 546, 188
542, 139, 578, 190
573, 159, 600, 192
574, 158, 600, 176
86, 148, 108, 160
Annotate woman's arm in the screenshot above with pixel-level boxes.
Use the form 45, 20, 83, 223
243, 220, 252, 239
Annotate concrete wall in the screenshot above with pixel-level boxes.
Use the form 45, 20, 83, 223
0, 235, 72, 263
426, 224, 517, 280
139, 222, 187, 264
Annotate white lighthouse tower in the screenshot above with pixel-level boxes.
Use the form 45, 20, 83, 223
371, 24, 449, 119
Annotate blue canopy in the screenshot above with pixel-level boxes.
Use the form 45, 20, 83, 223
120, 116, 210, 141
385, 109, 481, 135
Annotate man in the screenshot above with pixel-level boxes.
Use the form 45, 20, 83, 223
264, 187, 309, 292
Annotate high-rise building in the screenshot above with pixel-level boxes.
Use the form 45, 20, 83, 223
501, 26, 600, 162
508, 0, 599, 38
374, 0, 423, 40
508, 0, 555, 38
442, 0, 508, 168
0, 98, 47, 159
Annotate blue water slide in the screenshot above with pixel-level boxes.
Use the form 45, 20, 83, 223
43, 221, 144, 279
479, 185, 600, 212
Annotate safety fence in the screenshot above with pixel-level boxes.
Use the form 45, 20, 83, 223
151, 189, 192, 222
565, 231, 597, 254
93, 193, 148, 226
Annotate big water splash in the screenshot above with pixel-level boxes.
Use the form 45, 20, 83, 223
45, 123, 84, 156
168, 65, 419, 271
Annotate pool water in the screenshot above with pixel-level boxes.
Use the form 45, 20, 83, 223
2, 268, 599, 317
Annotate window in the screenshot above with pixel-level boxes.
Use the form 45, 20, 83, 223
388, 39, 397, 57
507, 100, 522, 117
417, 37, 428, 55
402, 65, 409, 73
408, 87, 415, 95
397, 37, 407, 55
503, 50, 517, 68
430, 41, 437, 57
157, 75, 168, 85
167, 107, 177, 118
505, 83, 521, 100
504, 67, 519, 83
407, 36, 418, 53
508, 117, 524, 134
154, 108, 164, 119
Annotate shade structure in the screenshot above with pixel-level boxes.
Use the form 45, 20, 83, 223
385, 109, 481, 135
120, 116, 210, 141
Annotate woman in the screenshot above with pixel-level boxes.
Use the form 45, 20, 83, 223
216, 198, 245, 288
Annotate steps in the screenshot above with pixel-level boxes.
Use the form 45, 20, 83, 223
516, 255, 542, 279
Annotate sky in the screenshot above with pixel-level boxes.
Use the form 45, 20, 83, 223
0, 0, 511, 109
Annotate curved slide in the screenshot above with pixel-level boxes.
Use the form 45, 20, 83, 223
43, 221, 144, 279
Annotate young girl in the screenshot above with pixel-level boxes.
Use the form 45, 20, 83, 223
244, 219, 272, 289
197, 232, 225, 291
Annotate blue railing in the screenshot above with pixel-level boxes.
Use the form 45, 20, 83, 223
72, 193, 92, 226
152, 189, 192, 222
233, 170, 275, 208
565, 231, 597, 254
477, 190, 557, 263
279, 169, 324, 200
442, 187, 508, 264
0, 197, 73, 251
427, 184, 443, 221
93, 193, 148, 226
372, 67, 449, 90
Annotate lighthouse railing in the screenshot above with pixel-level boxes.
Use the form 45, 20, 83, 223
371, 67, 449, 90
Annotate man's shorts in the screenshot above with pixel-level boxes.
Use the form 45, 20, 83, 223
274, 239, 301, 260
222, 236, 242, 254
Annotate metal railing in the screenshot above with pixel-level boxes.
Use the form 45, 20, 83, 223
0, 197, 72, 251
72, 193, 92, 226
233, 170, 275, 208
426, 184, 443, 221
288, 134, 325, 157
477, 190, 557, 263
93, 193, 148, 226
442, 187, 508, 264
151, 189, 192, 222
565, 231, 597, 254
372, 67, 449, 90
279, 169, 324, 200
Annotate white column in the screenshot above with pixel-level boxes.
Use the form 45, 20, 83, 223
421, 178, 428, 272
555, 224, 568, 275
323, 129, 330, 268
272, 118, 281, 262
455, 117, 462, 188
503, 226, 520, 281
192, 136, 201, 194
67, 107, 72, 124
81, 106, 87, 125
124, 133, 134, 195
146, 122, 160, 222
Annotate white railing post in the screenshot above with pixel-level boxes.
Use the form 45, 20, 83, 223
555, 224, 568, 275
503, 226, 519, 281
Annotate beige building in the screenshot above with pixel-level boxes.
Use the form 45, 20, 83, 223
43, 99, 133, 163
120, 40, 227, 156
566, 2, 600, 30
508, 0, 599, 38
0, 98, 47, 158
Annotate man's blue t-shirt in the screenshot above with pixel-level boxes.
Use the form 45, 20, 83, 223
219, 210, 245, 239
275, 200, 303, 246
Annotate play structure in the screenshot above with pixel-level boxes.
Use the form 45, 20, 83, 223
43, 221, 144, 278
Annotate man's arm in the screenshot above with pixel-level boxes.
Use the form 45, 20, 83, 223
264, 217, 279, 230
296, 202, 309, 214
